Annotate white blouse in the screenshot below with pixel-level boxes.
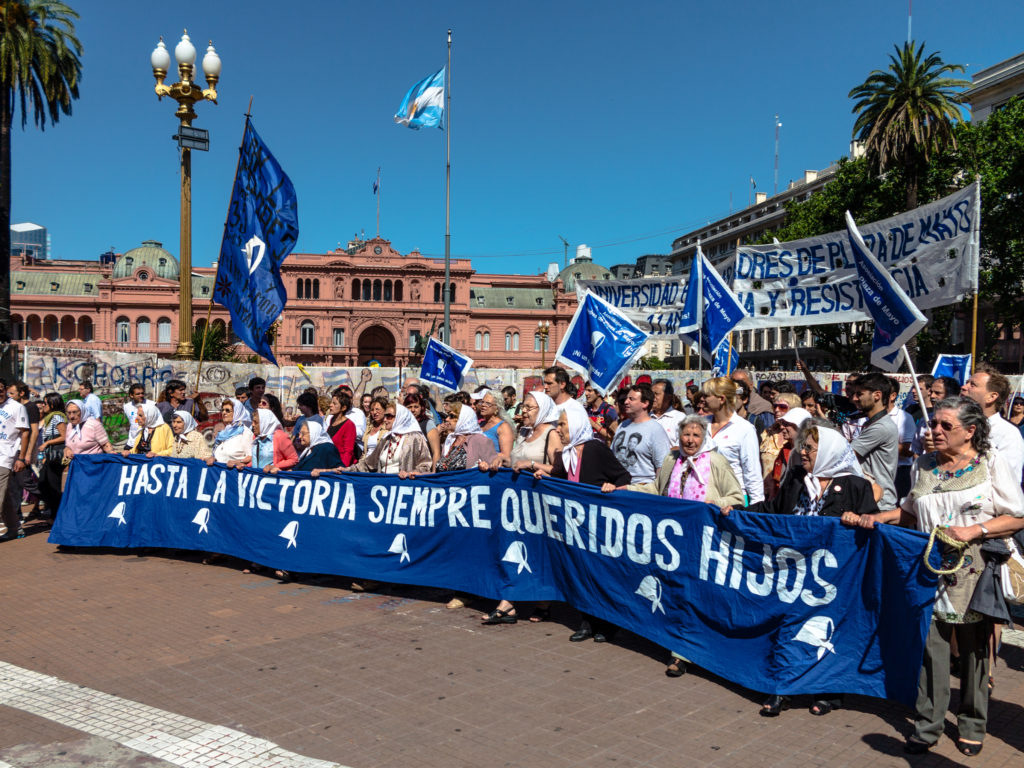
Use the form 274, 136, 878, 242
710, 412, 764, 503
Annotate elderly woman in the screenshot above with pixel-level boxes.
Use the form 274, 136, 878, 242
537, 400, 631, 642
652, 414, 744, 677
431, 403, 496, 473
702, 377, 764, 504
474, 389, 515, 463
123, 402, 174, 457
852, 397, 1024, 757
760, 393, 803, 475
63, 399, 114, 461
272, 421, 341, 473
317, 403, 432, 476
207, 398, 253, 465
169, 410, 212, 460
363, 396, 390, 458
250, 408, 297, 470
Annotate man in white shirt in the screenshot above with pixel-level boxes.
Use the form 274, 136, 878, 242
962, 364, 1024, 483
0, 379, 30, 541
651, 378, 685, 448
543, 367, 574, 411
123, 383, 156, 447
886, 384, 916, 500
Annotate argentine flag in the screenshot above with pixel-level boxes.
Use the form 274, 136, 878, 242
420, 337, 473, 393
394, 67, 445, 129
845, 211, 927, 372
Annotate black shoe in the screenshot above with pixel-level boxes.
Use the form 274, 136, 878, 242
665, 659, 686, 677
569, 627, 593, 642
904, 736, 931, 755
759, 695, 790, 717
956, 739, 983, 757
592, 632, 607, 643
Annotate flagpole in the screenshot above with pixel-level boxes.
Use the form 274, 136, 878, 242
376, 167, 381, 238
443, 29, 452, 344
901, 344, 931, 433
726, 332, 734, 375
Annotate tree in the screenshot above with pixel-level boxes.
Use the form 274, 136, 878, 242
849, 41, 968, 211
192, 323, 238, 363
0, 1, 82, 377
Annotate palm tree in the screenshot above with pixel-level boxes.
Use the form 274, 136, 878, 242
191, 323, 238, 363
849, 41, 968, 211
0, 1, 82, 376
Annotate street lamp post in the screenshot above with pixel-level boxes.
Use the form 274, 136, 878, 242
150, 31, 221, 359
537, 320, 550, 368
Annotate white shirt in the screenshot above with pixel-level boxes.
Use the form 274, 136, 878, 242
123, 399, 156, 446
0, 398, 29, 470
989, 413, 1024, 483
654, 408, 686, 448
888, 407, 916, 467
710, 411, 764, 503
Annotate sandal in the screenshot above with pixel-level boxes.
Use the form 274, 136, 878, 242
242, 563, 263, 575
665, 659, 686, 677
904, 736, 931, 755
810, 699, 840, 716
529, 606, 552, 623
482, 608, 517, 625
759, 695, 790, 717
275, 569, 291, 582
956, 739, 983, 757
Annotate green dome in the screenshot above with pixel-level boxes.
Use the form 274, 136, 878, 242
558, 260, 612, 292
113, 240, 180, 280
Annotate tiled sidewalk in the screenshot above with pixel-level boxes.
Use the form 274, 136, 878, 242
1, 524, 1023, 767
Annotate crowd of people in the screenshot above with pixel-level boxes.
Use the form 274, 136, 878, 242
2, 363, 1023, 757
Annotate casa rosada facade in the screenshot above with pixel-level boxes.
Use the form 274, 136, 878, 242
10, 236, 615, 369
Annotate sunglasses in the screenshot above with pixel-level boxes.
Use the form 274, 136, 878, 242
928, 419, 960, 432
773, 403, 790, 411
384, 414, 396, 419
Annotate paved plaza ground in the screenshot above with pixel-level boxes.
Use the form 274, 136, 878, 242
1, 518, 1023, 768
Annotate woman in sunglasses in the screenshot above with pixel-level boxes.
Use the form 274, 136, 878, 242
759, 393, 803, 500
850, 396, 1024, 757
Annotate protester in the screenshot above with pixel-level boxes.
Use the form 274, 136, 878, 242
208, 398, 254, 464
123, 383, 155, 448
761, 402, 812, 501
321, 403, 431, 475
962, 363, 1024, 483
403, 392, 435, 436
582, 382, 617, 445
853, 397, 1024, 756
538, 400, 630, 642
169, 410, 212, 460
123, 402, 174, 457
259, 392, 286, 426
650, 414, 743, 676
906, 374, 934, 422
609, 383, 672, 491
62, 399, 114, 462
291, 390, 323, 449
156, 379, 206, 423
429, 403, 496, 473
702, 377, 764, 504
886, 382, 917, 500
731, 369, 772, 419
360, 393, 373, 418
37, 393, 67, 519
363, 396, 390, 458
0, 380, 31, 541
235, 386, 250, 405
851, 373, 899, 512
249, 408, 295, 470
276, 421, 342, 473
77, 380, 103, 422
501, 386, 521, 422
247, 377, 266, 413
543, 366, 574, 409
1007, 395, 1024, 432
474, 389, 514, 464
325, 391, 357, 466
651, 378, 686, 447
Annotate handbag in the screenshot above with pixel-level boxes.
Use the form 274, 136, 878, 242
43, 444, 65, 464
923, 526, 969, 575
1001, 536, 1024, 605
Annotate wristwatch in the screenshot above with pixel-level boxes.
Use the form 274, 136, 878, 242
977, 522, 989, 539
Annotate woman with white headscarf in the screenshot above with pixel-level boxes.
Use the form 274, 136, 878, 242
268, 420, 341, 473
434, 402, 496, 472
206, 398, 253, 464
122, 402, 174, 457
63, 399, 114, 461
249, 407, 297, 471
739, 422, 879, 718
170, 410, 211, 460
485, 390, 562, 473
317, 403, 432, 476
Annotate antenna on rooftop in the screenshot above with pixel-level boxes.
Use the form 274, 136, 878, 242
558, 235, 569, 266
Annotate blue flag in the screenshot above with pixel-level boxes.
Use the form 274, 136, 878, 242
394, 67, 445, 129
54, 456, 941, 704
711, 338, 739, 377
679, 244, 748, 363
420, 337, 473, 392
555, 292, 649, 394
845, 211, 927, 372
214, 118, 298, 365
931, 354, 972, 385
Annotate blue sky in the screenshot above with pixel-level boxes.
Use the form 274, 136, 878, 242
12, 0, 1024, 276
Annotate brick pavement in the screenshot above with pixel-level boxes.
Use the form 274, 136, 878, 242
1, 521, 1023, 768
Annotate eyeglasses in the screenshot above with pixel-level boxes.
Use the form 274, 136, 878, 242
520, 405, 537, 413
773, 403, 790, 412
384, 414, 396, 420
445, 413, 458, 420
928, 419, 961, 432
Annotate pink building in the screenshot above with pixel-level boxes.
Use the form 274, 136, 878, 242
11, 236, 614, 369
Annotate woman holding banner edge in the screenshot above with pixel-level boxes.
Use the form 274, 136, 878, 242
849, 396, 1024, 757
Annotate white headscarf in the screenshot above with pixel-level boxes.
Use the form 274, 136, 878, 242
388, 403, 421, 436
560, 399, 595, 477
215, 397, 252, 444
138, 402, 163, 430
67, 398, 88, 440
254, 407, 282, 442
803, 427, 863, 502
298, 419, 334, 461
779, 407, 813, 430
677, 420, 718, 485
521, 391, 558, 438
443, 405, 483, 457
172, 409, 198, 442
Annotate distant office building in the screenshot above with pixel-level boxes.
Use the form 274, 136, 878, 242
10, 222, 48, 259
964, 51, 1024, 122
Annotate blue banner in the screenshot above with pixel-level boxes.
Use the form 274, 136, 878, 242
419, 337, 473, 393
555, 292, 649, 394
845, 211, 927, 372
931, 354, 972, 385
53, 456, 938, 704
214, 118, 299, 365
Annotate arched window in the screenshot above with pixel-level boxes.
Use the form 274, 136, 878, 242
513, 332, 520, 351
383, 280, 392, 301
297, 280, 304, 299
483, 331, 490, 351
449, 283, 456, 302
312, 279, 320, 299
505, 332, 511, 351
535, 333, 548, 352
434, 283, 441, 303
137, 317, 151, 345
475, 331, 482, 351
373, 280, 382, 301
362, 279, 371, 301
11, 315, 24, 341
394, 281, 403, 301
158, 318, 172, 345
79, 317, 94, 342
352, 278, 361, 300
116, 317, 130, 344
43, 315, 58, 341
300, 321, 315, 346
